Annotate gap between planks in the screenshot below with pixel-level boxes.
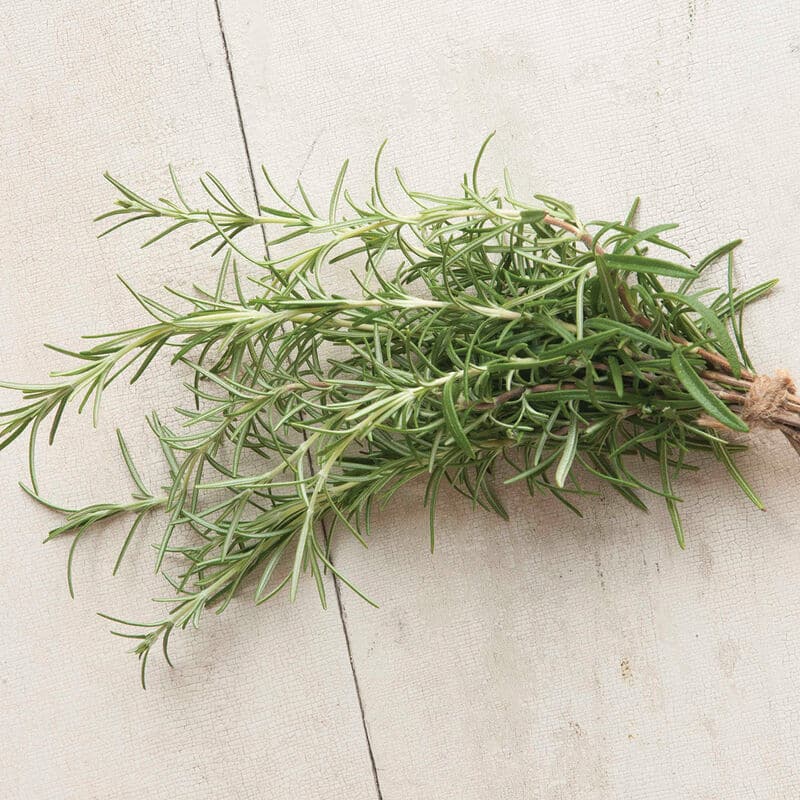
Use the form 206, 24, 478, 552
212, 2, 384, 797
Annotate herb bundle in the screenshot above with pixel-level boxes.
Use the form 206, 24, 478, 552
2, 139, 798, 682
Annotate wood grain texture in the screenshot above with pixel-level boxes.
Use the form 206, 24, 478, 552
0, 3, 377, 799
219, 0, 800, 797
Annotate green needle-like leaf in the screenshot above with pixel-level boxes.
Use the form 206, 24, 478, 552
671, 350, 749, 432
603, 253, 698, 279
555, 415, 579, 489
0, 138, 790, 682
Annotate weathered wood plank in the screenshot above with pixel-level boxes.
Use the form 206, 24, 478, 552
1, 3, 377, 798
220, 0, 800, 796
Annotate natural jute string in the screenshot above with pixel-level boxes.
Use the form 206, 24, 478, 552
697, 370, 797, 432
740, 370, 796, 428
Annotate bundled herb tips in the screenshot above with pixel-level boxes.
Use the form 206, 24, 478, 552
2, 138, 798, 683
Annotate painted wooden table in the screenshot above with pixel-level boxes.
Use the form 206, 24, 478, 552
3, 2, 799, 797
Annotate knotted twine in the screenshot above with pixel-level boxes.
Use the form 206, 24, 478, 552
740, 370, 796, 428
699, 369, 796, 431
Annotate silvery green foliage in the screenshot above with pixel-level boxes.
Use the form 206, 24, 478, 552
0, 139, 780, 683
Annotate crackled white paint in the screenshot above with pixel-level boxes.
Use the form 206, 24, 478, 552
2, 1, 800, 798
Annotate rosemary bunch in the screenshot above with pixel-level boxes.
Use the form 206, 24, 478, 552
2, 139, 796, 683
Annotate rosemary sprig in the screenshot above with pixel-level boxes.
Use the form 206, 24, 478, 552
2, 137, 796, 685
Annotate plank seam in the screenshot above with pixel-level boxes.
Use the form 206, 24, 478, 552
212, 4, 384, 798
326, 516, 385, 800
213, 0, 267, 254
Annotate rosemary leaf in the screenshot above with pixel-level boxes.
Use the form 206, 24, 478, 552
1, 139, 794, 683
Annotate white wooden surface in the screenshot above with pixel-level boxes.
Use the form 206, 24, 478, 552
3, 1, 800, 797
